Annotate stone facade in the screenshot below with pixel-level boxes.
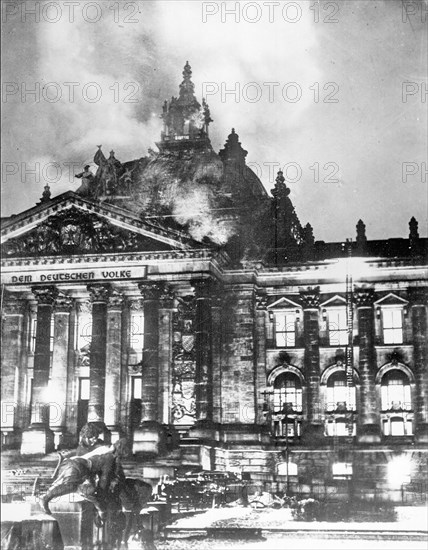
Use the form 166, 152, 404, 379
1, 63, 427, 503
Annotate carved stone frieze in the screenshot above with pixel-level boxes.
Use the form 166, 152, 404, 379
1, 207, 172, 258
171, 295, 197, 425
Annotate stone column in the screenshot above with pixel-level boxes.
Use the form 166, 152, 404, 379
409, 288, 428, 442
300, 287, 323, 443
21, 286, 57, 455
87, 284, 110, 424
104, 290, 124, 441
193, 279, 213, 424
133, 282, 168, 454
355, 288, 380, 443
255, 295, 268, 425
158, 287, 174, 425
1, 294, 26, 448
49, 293, 73, 449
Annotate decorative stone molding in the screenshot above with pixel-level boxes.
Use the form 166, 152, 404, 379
354, 288, 375, 308
299, 287, 320, 309
31, 286, 58, 305
88, 283, 111, 303
54, 293, 73, 313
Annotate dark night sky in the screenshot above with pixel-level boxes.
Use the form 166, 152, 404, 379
1, 0, 427, 242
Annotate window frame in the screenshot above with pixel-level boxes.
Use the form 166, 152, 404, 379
273, 310, 297, 348
381, 306, 404, 345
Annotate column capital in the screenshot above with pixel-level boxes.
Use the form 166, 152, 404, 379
354, 288, 375, 308
138, 281, 168, 301
54, 293, 73, 313
108, 289, 125, 309
32, 286, 58, 306
3, 294, 26, 315
77, 300, 92, 314
159, 285, 175, 308
408, 287, 428, 306
88, 283, 111, 303
299, 287, 320, 309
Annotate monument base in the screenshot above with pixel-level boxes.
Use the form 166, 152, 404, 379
50, 495, 95, 550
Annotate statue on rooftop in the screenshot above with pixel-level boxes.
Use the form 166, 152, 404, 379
75, 165, 95, 197
94, 146, 123, 196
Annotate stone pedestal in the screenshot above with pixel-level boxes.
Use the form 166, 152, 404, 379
21, 426, 55, 455
133, 421, 166, 455
50, 495, 95, 550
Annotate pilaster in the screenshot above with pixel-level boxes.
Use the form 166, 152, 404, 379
355, 288, 380, 443
300, 287, 323, 443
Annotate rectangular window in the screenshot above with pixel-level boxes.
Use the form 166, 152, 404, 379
132, 377, 142, 400
327, 308, 348, 346
274, 311, 296, 348
332, 462, 353, 478
30, 318, 54, 353
79, 378, 90, 400
382, 308, 403, 344
130, 312, 144, 361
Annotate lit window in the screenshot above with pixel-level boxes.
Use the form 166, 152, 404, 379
326, 371, 356, 412
332, 462, 353, 478
77, 313, 92, 352
277, 462, 298, 476
274, 311, 296, 348
130, 312, 144, 361
273, 373, 302, 413
327, 308, 348, 346
326, 418, 356, 437
382, 308, 403, 344
381, 370, 411, 412
79, 378, 90, 400
132, 377, 142, 400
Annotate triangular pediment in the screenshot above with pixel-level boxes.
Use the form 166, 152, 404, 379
320, 295, 347, 308
374, 293, 408, 306
1, 192, 199, 258
268, 296, 301, 309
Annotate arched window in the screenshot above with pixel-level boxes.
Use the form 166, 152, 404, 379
381, 370, 411, 412
326, 371, 356, 412
273, 373, 302, 413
